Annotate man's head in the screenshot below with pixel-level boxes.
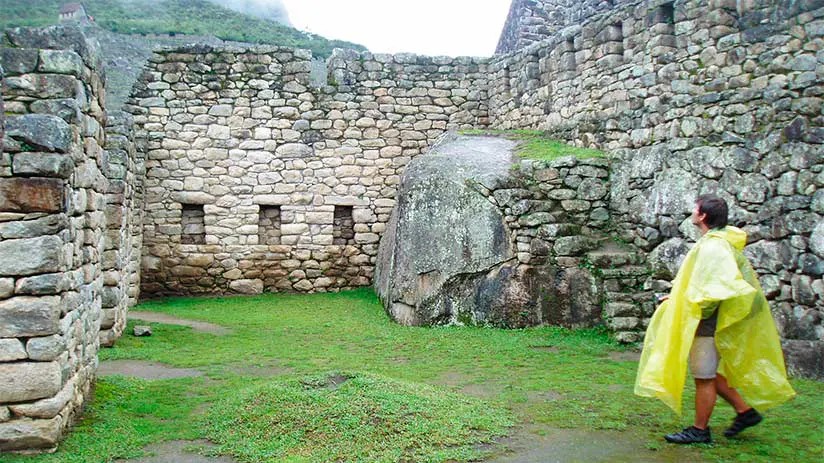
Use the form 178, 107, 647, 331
692, 194, 728, 231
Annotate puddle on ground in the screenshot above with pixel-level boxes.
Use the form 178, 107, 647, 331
129, 311, 232, 335
114, 440, 237, 463
485, 426, 704, 463
98, 360, 203, 380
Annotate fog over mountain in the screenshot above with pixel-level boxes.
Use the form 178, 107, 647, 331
205, 0, 291, 26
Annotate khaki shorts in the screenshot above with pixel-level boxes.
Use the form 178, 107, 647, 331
689, 336, 719, 379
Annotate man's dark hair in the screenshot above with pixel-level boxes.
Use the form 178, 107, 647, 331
696, 194, 728, 229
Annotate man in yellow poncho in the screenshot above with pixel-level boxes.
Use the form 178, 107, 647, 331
635, 194, 795, 444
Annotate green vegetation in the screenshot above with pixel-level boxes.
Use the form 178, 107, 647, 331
0, 0, 366, 57
5, 289, 822, 462
204, 373, 512, 462
460, 129, 606, 161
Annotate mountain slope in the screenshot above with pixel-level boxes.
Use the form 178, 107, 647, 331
0, 0, 364, 57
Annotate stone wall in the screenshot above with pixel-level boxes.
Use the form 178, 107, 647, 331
496, 0, 620, 54
499, 156, 653, 340
0, 25, 108, 451
126, 46, 489, 295
99, 111, 144, 346
488, 0, 824, 376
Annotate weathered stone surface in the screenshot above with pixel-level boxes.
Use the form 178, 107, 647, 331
9, 377, 74, 419
229, 279, 263, 294
781, 340, 823, 380
0, 215, 67, 240
16, 273, 72, 298
0, 416, 62, 451
0, 362, 61, 403
38, 49, 84, 76
811, 220, 824, 258
26, 335, 66, 361
375, 135, 516, 326
133, 326, 152, 337
29, 98, 82, 123
5, 24, 101, 68
0, 339, 27, 362
0, 296, 61, 337
0, 236, 63, 276
0, 279, 13, 299
12, 152, 73, 178
647, 238, 690, 279
4, 114, 72, 153
0, 48, 39, 74
0, 177, 64, 213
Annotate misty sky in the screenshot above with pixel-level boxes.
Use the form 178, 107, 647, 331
281, 0, 513, 57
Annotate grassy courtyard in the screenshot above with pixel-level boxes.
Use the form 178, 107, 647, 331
6, 289, 823, 462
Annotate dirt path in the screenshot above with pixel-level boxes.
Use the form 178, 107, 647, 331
98, 360, 203, 379
113, 440, 237, 463
485, 426, 703, 463
129, 311, 232, 335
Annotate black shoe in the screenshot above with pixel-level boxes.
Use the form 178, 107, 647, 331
664, 426, 712, 444
724, 408, 763, 437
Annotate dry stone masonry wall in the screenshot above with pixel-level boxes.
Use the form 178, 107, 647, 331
489, 0, 823, 376
126, 46, 490, 295
496, 0, 620, 54
99, 111, 144, 346
0, 25, 105, 451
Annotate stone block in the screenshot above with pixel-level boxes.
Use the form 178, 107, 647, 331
276, 143, 313, 158
0, 296, 61, 337
0, 361, 62, 403
0, 236, 63, 276
0, 339, 27, 361
14, 273, 66, 296
553, 236, 596, 256
0, 416, 62, 452
229, 279, 263, 294
12, 152, 74, 178
0, 48, 39, 74
9, 377, 74, 419
0, 177, 64, 213
38, 49, 84, 76
26, 335, 66, 361
0, 279, 13, 299
5, 114, 73, 153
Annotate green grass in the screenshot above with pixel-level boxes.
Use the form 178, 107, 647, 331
5, 289, 822, 462
0, 0, 365, 58
204, 373, 512, 462
459, 129, 606, 161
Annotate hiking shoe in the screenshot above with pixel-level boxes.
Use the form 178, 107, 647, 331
724, 408, 763, 437
664, 426, 712, 444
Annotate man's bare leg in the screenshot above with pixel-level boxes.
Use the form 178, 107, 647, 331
694, 378, 717, 429
715, 373, 750, 413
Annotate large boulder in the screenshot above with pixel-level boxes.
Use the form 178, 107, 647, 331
374, 134, 602, 328
375, 134, 517, 325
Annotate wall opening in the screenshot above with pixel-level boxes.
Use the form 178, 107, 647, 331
259, 205, 282, 245
181, 204, 205, 244
661, 2, 675, 24
333, 206, 355, 245
563, 37, 577, 71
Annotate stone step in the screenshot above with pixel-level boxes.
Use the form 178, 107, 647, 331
604, 302, 639, 317
600, 266, 650, 278
587, 250, 644, 267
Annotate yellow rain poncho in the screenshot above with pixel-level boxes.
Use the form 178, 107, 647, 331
635, 226, 795, 414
